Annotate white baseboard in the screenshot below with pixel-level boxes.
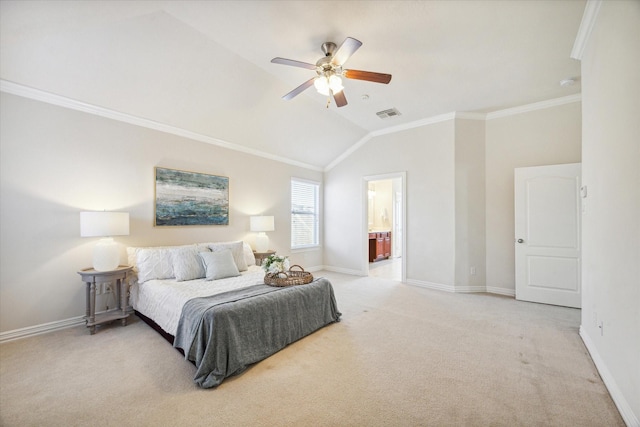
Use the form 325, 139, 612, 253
454, 285, 487, 293
486, 286, 516, 297
580, 326, 639, 427
405, 279, 456, 293
311, 269, 507, 300
0, 316, 85, 343
406, 280, 490, 294
321, 265, 367, 276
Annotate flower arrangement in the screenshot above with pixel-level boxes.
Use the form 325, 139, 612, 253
262, 254, 290, 274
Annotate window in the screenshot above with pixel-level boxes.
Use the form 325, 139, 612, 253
291, 178, 319, 249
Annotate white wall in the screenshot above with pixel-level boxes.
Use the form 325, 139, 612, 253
580, 1, 640, 423
324, 120, 456, 286
325, 105, 581, 294
485, 102, 582, 294
455, 119, 486, 290
0, 89, 582, 335
0, 93, 322, 333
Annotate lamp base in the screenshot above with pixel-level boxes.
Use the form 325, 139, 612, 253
93, 237, 120, 271
255, 233, 269, 253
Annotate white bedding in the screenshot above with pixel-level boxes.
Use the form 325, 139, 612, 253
130, 266, 264, 336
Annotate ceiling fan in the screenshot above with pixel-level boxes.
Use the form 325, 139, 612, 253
271, 37, 392, 108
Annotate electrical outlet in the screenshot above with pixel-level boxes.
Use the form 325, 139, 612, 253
470, 266, 476, 276
599, 320, 604, 336
104, 282, 112, 294
95, 284, 102, 295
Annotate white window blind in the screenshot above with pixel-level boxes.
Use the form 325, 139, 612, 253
291, 179, 319, 249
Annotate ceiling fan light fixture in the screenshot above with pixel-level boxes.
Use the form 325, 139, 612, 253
272, 36, 392, 107
314, 76, 330, 96
314, 74, 343, 96
328, 75, 344, 93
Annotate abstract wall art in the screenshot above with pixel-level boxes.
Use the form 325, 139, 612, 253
154, 167, 229, 226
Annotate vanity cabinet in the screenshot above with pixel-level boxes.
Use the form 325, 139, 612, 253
369, 231, 391, 262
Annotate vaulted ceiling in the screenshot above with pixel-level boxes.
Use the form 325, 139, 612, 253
0, 1, 585, 170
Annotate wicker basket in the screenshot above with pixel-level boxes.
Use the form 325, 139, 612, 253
264, 265, 313, 287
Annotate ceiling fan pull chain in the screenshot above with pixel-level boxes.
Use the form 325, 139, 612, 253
326, 95, 331, 109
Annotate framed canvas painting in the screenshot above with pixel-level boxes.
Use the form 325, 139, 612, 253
154, 167, 229, 226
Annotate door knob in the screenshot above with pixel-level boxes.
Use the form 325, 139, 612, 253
517, 238, 524, 243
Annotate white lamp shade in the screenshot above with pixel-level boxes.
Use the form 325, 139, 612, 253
80, 212, 129, 237
250, 216, 274, 232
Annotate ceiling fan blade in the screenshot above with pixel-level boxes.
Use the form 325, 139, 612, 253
333, 90, 348, 108
343, 69, 392, 84
331, 37, 362, 66
271, 57, 317, 70
282, 77, 316, 100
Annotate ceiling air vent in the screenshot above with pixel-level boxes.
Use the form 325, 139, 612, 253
376, 108, 402, 119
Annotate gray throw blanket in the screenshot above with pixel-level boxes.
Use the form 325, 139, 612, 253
173, 278, 341, 388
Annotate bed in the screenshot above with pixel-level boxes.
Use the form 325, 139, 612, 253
127, 241, 341, 388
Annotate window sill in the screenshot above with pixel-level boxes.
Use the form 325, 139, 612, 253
291, 246, 322, 254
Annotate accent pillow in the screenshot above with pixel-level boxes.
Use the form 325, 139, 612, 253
171, 246, 208, 281
243, 242, 256, 266
199, 250, 241, 281
136, 248, 174, 283
208, 241, 248, 271
127, 244, 191, 273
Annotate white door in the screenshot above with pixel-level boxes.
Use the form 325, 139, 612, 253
515, 163, 581, 308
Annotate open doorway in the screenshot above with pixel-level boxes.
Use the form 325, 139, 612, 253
364, 173, 406, 281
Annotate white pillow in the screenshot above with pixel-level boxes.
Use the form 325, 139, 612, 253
243, 242, 256, 266
171, 246, 207, 281
136, 248, 174, 283
127, 247, 137, 271
127, 244, 191, 273
199, 250, 240, 281
208, 241, 248, 271
195, 243, 209, 253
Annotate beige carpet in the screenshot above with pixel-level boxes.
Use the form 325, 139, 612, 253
0, 271, 624, 426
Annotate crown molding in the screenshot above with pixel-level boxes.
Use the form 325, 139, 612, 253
371, 112, 457, 137
454, 112, 487, 120
325, 113, 459, 171
485, 94, 582, 120
324, 133, 373, 171
2, 80, 582, 173
325, 94, 580, 170
0, 80, 323, 172
571, 0, 603, 60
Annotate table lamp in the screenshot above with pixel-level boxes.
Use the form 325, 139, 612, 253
250, 215, 274, 252
80, 211, 130, 271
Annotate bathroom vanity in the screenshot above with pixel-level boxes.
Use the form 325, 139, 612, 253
368, 231, 391, 262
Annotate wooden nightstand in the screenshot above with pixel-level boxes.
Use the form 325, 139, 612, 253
253, 250, 276, 266
78, 266, 133, 335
